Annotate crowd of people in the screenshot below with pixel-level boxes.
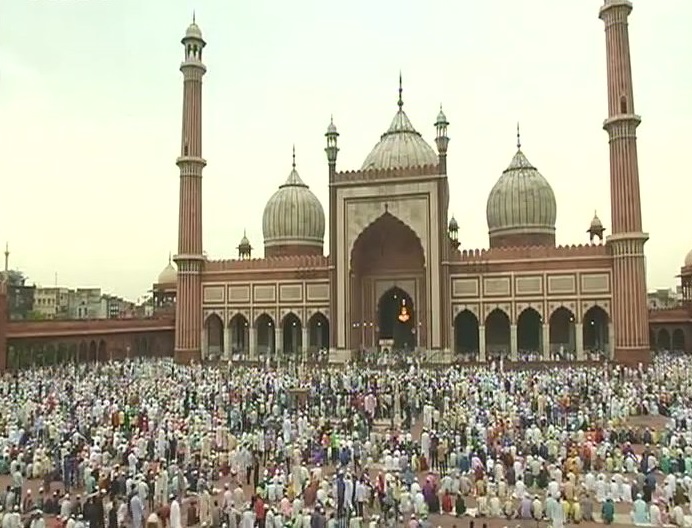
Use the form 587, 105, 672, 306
0, 354, 691, 528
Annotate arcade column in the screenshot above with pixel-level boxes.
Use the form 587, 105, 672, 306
608, 323, 615, 359
478, 325, 486, 362
249, 326, 257, 357
575, 323, 585, 360
510, 324, 518, 361
223, 326, 231, 359
542, 324, 550, 360
201, 328, 208, 359
276, 327, 283, 355
301, 326, 309, 356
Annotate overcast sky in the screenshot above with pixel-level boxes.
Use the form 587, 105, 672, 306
0, 0, 690, 301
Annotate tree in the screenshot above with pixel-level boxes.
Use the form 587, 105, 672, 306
4, 270, 27, 287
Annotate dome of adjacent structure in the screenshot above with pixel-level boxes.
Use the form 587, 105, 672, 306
157, 259, 177, 284
684, 249, 692, 268
361, 83, 438, 171
262, 153, 325, 256
486, 145, 557, 248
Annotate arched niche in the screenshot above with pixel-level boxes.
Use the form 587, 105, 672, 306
282, 312, 302, 356
229, 313, 250, 356
583, 305, 609, 353
255, 313, 275, 356
485, 308, 510, 357
454, 309, 479, 356
377, 286, 415, 351
517, 307, 542, 354
549, 307, 576, 357
204, 313, 224, 357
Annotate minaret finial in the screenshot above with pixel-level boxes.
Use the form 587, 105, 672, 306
4, 242, 8, 273
398, 71, 403, 109
168, 251, 172, 264
192, 10, 196, 23
516, 122, 521, 149
292, 144, 296, 169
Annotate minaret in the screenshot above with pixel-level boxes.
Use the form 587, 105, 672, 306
174, 16, 207, 363
600, 0, 650, 362
325, 116, 339, 351
3, 243, 8, 273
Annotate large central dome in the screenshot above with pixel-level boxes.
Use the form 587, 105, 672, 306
361, 80, 438, 171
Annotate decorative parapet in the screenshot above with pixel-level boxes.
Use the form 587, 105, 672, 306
332, 163, 441, 185
648, 307, 692, 324
205, 254, 331, 272
452, 242, 609, 262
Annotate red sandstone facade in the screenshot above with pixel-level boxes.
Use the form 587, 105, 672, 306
0, 3, 679, 370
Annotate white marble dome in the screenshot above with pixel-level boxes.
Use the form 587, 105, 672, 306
486, 147, 557, 244
684, 249, 692, 268
157, 259, 177, 284
262, 155, 325, 251
361, 95, 437, 171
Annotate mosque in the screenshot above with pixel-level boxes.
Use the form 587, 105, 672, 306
154, 1, 651, 365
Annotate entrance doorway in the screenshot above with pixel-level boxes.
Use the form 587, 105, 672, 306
378, 287, 415, 351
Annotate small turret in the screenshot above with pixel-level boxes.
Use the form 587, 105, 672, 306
237, 230, 252, 260
448, 215, 460, 250
325, 116, 339, 168
587, 211, 606, 243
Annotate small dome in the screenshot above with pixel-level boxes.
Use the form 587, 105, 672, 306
448, 216, 459, 231
326, 116, 338, 135
684, 249, 692, 268
184, 22, 203, 40
157, 258, 177, 284
486, 146, 557, 247
238, 232, 251, 250
590, 211, 604, 230
262, 151, 325, 254
361, 82, 438, 171
436, 106, 448, 125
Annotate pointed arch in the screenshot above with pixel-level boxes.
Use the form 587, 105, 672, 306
228, 313, 250, 356
89, 340, 97, 362
378, 286, 415, 351
350, 212, 426, 273
204, 313, 224, 357
583, 305, 610, 353
656, 328, 671, 351
548, 307, 575, 356
454, 309, 479, 355
308, 311, 329, 350
281, 312, 302, 356
485, 308, 510, 357
349, 210, 427, 272
255, 312, 275, 356
79, 341, 89, 363
517, 307, 542, 353
97, 339, 108, 361
672, 328, 686, 351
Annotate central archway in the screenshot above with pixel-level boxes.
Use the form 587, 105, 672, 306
378, 286, 415, 351
350, 212, 426, 349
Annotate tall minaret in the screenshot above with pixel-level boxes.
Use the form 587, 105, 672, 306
174, 16, 207, 363
600, 0, 650, 363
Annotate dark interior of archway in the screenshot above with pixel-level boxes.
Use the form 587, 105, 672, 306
230, 315, 248, 352
517, 309, 541, 351
549, 308, 574, 346
256, 314, 274, 354
672, 329, 686, 351
454, 310, 479, 354
351, 212, 425, 274
582, 307, 609, 350
282, 313, 302, 355
378, 287, 415, 350
485, 309, 510, 350
309, 313, 329, 349
206, 315, 224, 351
657, 329, 671, 350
